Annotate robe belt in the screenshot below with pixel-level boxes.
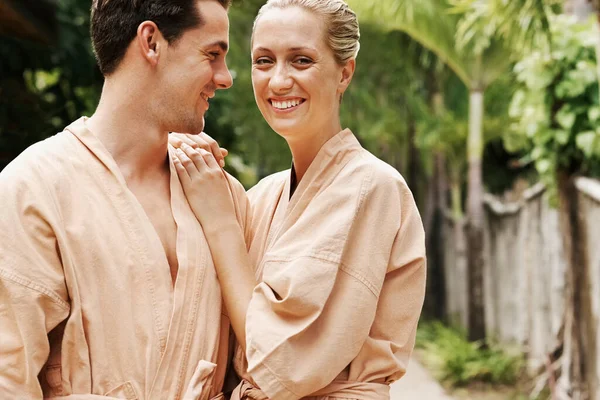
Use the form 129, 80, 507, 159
230, 379, 390, 400
46, 394, 224, 400
44, 393, 225, 400
47, 360, 224, 400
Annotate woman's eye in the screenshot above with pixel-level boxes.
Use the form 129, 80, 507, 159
254, 58, 272, 65
295, 57, 313, 65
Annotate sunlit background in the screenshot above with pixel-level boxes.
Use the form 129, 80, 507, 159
1, 0, 600, 399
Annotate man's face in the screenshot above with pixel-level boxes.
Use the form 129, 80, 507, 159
158, 0, 232, 134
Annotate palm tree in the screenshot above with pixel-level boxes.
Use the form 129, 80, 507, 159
348, 0, 514, 341
454, 0, 600, 100
451, 2, 600, 398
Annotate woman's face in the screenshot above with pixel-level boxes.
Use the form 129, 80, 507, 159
251, 6, 353, 140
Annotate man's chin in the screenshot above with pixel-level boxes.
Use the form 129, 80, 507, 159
176, 117, 205, 135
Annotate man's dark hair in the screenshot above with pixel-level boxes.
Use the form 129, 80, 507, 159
91, 0, 231, 76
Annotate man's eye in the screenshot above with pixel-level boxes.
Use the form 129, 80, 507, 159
210, 52, 220, 58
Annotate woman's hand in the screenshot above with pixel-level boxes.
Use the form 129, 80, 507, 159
172, 143, 237, 232
169, 132, 228, 168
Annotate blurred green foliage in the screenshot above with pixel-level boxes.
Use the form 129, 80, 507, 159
507, 14, 600, 197
417, 321, 524, 386
0, 0, 101, 168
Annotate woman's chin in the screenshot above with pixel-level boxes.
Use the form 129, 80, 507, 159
266, 119, 305, 139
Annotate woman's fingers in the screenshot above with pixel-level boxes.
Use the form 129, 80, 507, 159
199, 133, 226, 168
170, 132, 227, 168
177, 144, 207, 179
198, 148, 221, 170
170, 133, 200, 149
172, 157, 192, 188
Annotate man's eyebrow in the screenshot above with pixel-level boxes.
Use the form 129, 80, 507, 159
207, 41, 229, 52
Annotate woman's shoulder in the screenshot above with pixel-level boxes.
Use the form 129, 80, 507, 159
341, 148, 412, 196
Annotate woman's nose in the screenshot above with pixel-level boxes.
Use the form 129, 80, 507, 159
269, 64, 293, 92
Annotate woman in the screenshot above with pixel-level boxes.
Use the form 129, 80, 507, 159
171, 1, 426, 399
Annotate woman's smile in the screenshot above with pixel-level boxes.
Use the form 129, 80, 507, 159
269, 97, 307, 113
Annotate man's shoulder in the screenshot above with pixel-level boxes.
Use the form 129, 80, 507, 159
224, 171, 247, 199
247, 170, 289, 199
0, 130, 76, 189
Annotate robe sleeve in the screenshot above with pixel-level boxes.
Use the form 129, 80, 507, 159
347, 176, 427, 383
224, 173, 253, 247
244, 166, 426, 400
0, 161, 70, 398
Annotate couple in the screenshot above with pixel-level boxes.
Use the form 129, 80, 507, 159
0, 0, 426, 399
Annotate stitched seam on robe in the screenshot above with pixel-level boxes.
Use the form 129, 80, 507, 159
174, 243, 208, 398
262, 254, 380, 298
246, 345, 302, 398
338, 265, 379, 298
0, 269, 69, 310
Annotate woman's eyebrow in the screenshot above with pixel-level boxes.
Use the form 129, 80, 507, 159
288, 46, 316, 51
252, 46, 316, 53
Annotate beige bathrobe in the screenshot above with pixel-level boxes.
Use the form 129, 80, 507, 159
0, 118, 250, 400
232, 129, 427, 400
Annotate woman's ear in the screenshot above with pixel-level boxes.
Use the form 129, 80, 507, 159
338, 58, 356, 95
136, 21, 164, 67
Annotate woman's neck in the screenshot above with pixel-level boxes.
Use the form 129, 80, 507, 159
286, 121, 342, 184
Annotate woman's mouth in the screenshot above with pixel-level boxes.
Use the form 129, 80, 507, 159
269, 98, 306, 112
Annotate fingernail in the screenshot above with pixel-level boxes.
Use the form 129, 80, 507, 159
220, 160, 225, 168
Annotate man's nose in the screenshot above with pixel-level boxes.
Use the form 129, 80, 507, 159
215, 62, 233, 89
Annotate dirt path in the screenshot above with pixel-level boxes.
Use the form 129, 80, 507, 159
390, 359, 455, 400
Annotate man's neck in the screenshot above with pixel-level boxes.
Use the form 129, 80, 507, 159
86, 80, 170, 183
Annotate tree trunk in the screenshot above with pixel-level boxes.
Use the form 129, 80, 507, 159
466, 89, 486, 342
556, 172, 595, 400
407, 114, 422, 206
423, 91, 448, 319
450, 171, 463, 220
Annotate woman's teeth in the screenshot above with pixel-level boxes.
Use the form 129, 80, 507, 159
272, 99, 302, 109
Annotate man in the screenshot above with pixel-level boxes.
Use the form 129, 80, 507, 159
0, 0, 249, 398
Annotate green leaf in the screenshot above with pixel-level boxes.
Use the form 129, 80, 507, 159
588, 106, 600, 123
555, 130, 570, 145
576, 131, 598, 158
535, 158, 552, 174
555, 106, 576, 130
555, 76, 588, 98
531, 146, 544, 160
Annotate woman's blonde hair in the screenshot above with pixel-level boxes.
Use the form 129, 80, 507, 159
253, 0, 360, 65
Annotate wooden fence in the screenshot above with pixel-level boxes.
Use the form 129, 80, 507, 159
442, 177, 600, 396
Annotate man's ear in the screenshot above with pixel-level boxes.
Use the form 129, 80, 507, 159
136, 21, 164, 67
338, 58, 356, 95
